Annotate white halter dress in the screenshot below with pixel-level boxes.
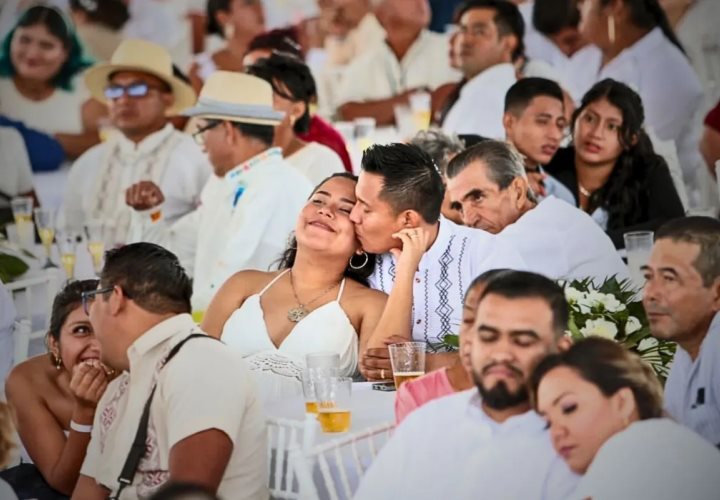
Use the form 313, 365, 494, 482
221, 270, 359, 403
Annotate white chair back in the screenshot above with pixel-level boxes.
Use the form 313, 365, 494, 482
267, 416, 311, 499
6, 270, 62, 364
291, 422, 394, 500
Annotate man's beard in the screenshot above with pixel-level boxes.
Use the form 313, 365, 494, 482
472, 365, 529, 410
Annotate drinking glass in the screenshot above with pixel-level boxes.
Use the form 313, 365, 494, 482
316, 376, 352, 433
623, 231, 653, 290
10, 196, 34, 250
389, 341, 426, 389
303, 352, 340, 414
33, 207, 58, 268
57, 231, 78, 280
85, 219, 106, 274
409, 91, 431, 132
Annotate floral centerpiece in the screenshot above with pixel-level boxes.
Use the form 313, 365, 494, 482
442, 277, 675, 381
563, 277, 675, 381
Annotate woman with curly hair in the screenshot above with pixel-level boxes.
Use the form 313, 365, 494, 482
0, 5, 106, 160
545, 78, 685, 248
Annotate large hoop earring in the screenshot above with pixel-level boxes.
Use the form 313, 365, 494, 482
607, 15, 616, 45
349, 251, 369, 270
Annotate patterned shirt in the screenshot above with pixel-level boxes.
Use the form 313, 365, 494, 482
368, 218, 527, 352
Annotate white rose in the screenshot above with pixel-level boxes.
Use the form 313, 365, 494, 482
580, 318, 618, 340
638, 337, 658, 351
625, 316, 642, 334
564, 287, 585, 304
599, 294, 626, 313
585, 290, 605, 308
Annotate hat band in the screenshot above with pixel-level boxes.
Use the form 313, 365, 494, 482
194, 97, 284, 121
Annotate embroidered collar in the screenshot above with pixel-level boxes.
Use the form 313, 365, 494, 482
224, 147, 283, 207
115, 123, 176, 158
127, 314, 197, 368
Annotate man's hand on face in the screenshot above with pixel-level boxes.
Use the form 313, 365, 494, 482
125, 181, 165, 211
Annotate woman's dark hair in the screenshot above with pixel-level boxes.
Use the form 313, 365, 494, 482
206, 0, 230, 37
529, 337, 664, 420
246, 52, 316, 134
571, 78, 671, 233
247, 27, 304, 59
276, 173, 376, 286
0, 5, 93, 91
69, 0, 129, 31
599, 0, 685, 54
47, 279, 99, 342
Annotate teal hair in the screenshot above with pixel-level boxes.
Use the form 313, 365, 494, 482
0, 5, 94, 92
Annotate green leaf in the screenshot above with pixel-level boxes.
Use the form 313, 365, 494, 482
0, 252, 29, 283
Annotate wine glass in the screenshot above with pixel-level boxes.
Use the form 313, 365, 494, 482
85, 219, 106, 275
11, 196, 34, 250
57, 230, 78, 280
33, 207, 58, 269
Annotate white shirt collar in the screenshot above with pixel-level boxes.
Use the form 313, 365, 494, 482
465, 390, 547, 435
462, 63, 516, 94
422, 217, 456, 264
127, 313, 196, 370
115, 122, 175, 157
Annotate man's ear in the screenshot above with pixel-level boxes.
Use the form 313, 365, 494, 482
109, 286, 128, 317
710, 276, 720, 312
501, 34, 519, 62
557, 334, 573, 352
401, 210, 424, 228
510, 176, 528, 209
503, 111, 516, 137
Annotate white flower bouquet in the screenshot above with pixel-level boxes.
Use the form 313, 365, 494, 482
563, 277, 675, 381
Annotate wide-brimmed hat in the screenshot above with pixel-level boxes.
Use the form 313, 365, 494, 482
181, 71, 285, 126
84, 39, 196, 115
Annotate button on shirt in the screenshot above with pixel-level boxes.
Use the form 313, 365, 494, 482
354, 389, 579, 500
134, 148, 313, 310
565, 28, 704, 185
368, 218, 527, 351
335, 30, 460, 106
499, 196, 629, 283
442, 63, 517, 139
80, 314, 268, 500
664, 312, 720, 446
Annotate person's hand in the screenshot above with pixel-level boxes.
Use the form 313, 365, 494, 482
69, 360, 109, 409
525, 168, 547, 198
391, 227, 431, 275
360, 335, 410, 381
125, 181, 164, 211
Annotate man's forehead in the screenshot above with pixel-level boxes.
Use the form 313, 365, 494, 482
649, 239, 701, 270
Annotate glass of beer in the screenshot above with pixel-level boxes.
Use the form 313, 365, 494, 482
303, 353, 340, 414
389, 341, 426, 389
57, 231, 78, 280
85, 219, 106, 275
33, 207, 58, 268
316, 376, 352, 433
11, 196, 34, 250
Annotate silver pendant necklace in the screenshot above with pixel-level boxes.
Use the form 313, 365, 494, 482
287, 269, 340, 323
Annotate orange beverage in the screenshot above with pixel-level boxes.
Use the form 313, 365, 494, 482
318, 409, 351, 432
305, 401, 318, 414
393, 371, 424, 389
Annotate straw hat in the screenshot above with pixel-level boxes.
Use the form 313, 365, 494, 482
84, 39, 197, 115
182, 71, 285, 126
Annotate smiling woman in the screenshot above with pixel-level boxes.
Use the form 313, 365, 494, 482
3, 280, 115, 497
0, 5, 105, 160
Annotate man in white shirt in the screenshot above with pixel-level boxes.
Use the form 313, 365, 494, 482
63, 39, 209, 243
349, 143, 526, 377
336, 0, 459, 125
440, 0, 522, 139
0, 126, 35, 208
126, 72, 313, 311
446, 140, 628, 284
72, 243, 267, 499
354, 270, 578, 500
503, 77, 575, 205
643, 216, 720, 447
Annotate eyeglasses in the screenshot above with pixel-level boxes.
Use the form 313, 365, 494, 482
192, 121, 221, 146
81, 286, 114, 316
104, 82, 166, 100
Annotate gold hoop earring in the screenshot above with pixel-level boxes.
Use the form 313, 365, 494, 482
608, 15, 616, 45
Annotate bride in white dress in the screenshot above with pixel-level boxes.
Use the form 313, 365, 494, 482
202, 173, 406, 403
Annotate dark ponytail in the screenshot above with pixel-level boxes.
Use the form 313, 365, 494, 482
275, 173, 376, 286
571, 79, 670, 230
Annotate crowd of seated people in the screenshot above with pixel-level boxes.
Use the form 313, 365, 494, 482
0, 0, 719, 499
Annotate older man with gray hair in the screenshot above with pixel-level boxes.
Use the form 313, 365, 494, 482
445, 139, 628, 283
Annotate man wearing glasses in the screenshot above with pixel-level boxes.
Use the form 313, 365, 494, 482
62, 39, 210, 245
125, 71, 313, 313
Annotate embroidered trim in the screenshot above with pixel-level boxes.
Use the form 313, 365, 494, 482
226, 147, 282, 208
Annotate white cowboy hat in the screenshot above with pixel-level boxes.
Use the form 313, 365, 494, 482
84, 39, 196, 115
181, 71, 285, 126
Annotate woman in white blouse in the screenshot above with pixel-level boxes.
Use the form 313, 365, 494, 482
246, 52, 345, 185
0, 5, 106, 160
531, 337, 720, 500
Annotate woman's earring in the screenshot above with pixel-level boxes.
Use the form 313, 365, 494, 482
349, 251, 369, 270
607, 15, 616, 45
51, 352, 62, 370
224, 23, 235, 39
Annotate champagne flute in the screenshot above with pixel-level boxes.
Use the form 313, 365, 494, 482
57, 230, 78, 280
11, 196, 34, 250
33, 207, 58, 268
85, 219, 106, 275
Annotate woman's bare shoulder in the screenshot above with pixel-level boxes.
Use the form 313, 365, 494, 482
5, 356, 53, 401
342, 280, 388, 309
